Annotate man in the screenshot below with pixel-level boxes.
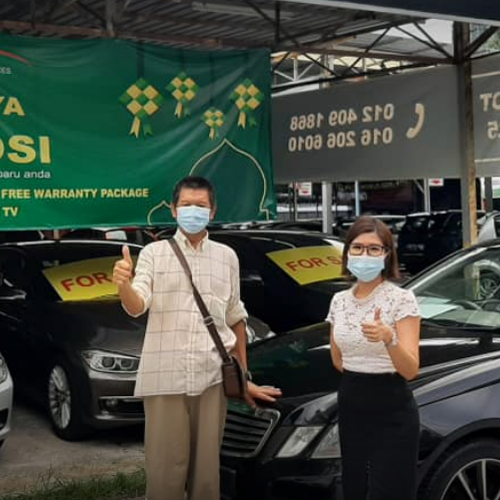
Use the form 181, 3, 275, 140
113, 176, 281, 500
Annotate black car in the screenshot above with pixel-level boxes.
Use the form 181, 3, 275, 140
398, 210, 485, 274
0, 238, 275, 440
221, 352, 500, 500
157, 229, 349, 332
0, 240, 147, 440
207, 230, 349, 332
244, 215, 405, 240
220, 238, 500, 500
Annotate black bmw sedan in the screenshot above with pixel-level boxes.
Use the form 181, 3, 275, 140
0, 240, 146, 440
0, 238, 281, 441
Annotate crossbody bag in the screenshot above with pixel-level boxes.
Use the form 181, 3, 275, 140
168, 238, 248, 400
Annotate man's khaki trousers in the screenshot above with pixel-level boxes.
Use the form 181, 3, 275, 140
144, 384, 227, 500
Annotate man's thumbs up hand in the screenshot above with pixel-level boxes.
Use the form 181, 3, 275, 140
113, 245, 134, 287
122, 245, 132, 265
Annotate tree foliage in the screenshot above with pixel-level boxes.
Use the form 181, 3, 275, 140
486, 31, 500, 51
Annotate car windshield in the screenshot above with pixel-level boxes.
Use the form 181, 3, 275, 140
253, 235, 346, 286
409, 246, 500, 329
427, 213, 451, 232
29, 243, 140, 302
401, 215, 430, 234
211, 232, 347, 288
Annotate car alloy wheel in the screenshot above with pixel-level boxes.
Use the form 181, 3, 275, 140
46, 362, 91, 440
439, 458, 500, 500
422, 440, 500, 500
48, 365, 72, 430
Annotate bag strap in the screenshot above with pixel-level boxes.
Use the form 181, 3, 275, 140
168, 238, 231, 364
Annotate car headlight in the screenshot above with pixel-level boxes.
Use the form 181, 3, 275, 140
311, 424, 341, 459
82, 350, 140, 373
276, 426, 323, 458
0, 354, 9, 384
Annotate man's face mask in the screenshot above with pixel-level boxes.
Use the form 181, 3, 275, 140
176, 206, 211, 234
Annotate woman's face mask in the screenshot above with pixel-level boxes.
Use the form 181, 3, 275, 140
176, 206, 211, 234
347, 255, 386, 282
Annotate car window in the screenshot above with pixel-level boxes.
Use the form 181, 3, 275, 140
494, 215, 500, 238
410, 246, 500, 329
209, 234, 264, 282
0, 250, 29, 290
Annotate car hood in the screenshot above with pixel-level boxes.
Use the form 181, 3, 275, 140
270, 351, 500, 424
247, 322, 335, 398
45, 299, 146, 356
413, 351, 500, 406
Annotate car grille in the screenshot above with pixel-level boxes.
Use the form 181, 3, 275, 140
221, 406, 280, 458
0, 409, 8, 430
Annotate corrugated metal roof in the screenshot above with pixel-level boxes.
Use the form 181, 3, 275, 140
0, 0, 421, 55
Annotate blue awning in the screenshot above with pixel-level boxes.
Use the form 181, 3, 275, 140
284, 0, 500, 26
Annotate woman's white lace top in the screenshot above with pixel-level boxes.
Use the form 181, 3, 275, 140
326, 280, 420, 373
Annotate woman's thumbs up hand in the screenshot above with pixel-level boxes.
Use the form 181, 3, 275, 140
361, 307, 393, 344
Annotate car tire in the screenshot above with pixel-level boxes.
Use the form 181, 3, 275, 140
0, 439, 4, 449
47, 362, 92, 441
421, 439, 500, 500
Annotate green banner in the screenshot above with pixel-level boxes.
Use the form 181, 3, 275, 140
0, 34, 276, 230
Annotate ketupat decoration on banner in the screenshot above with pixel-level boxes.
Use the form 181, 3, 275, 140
202, 107, 225, 140
230, 78, 264, 128
119, 78, 164, 137
167, 71, 199, 118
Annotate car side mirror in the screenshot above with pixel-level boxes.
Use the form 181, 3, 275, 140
246, 324, 257, 344
0, 276, 27, 300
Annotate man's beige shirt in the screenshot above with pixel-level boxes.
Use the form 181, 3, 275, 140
126, 230, 248, 397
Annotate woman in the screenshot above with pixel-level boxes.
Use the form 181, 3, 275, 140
327, 216, 421, 500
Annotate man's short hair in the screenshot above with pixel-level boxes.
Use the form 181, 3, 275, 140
172, 176, 216, 208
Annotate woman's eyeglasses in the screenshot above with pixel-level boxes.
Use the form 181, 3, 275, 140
348, 243, 388, 257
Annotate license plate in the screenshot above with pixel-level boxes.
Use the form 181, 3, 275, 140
406, 243, 425, 251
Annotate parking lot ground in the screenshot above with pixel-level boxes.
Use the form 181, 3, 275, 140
0, 399, 145, 496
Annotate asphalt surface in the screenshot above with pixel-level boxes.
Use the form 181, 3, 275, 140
0, 398, 145, 496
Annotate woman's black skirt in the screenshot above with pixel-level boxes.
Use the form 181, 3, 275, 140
338, 370, 420, 500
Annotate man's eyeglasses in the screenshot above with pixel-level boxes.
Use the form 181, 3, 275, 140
348, 243, 388, 257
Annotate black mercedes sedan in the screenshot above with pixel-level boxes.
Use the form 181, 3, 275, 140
220, 238, 500, 500
221, 352, 500, 500
0, 240, 146, 440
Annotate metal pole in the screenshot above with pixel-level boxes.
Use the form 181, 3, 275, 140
454, 22, 477, 247
484, 177, 494, 212
293, 182, 298, 221
322, 182, 333, 234
423, 179, 431, 212
354, 181, 361, 216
